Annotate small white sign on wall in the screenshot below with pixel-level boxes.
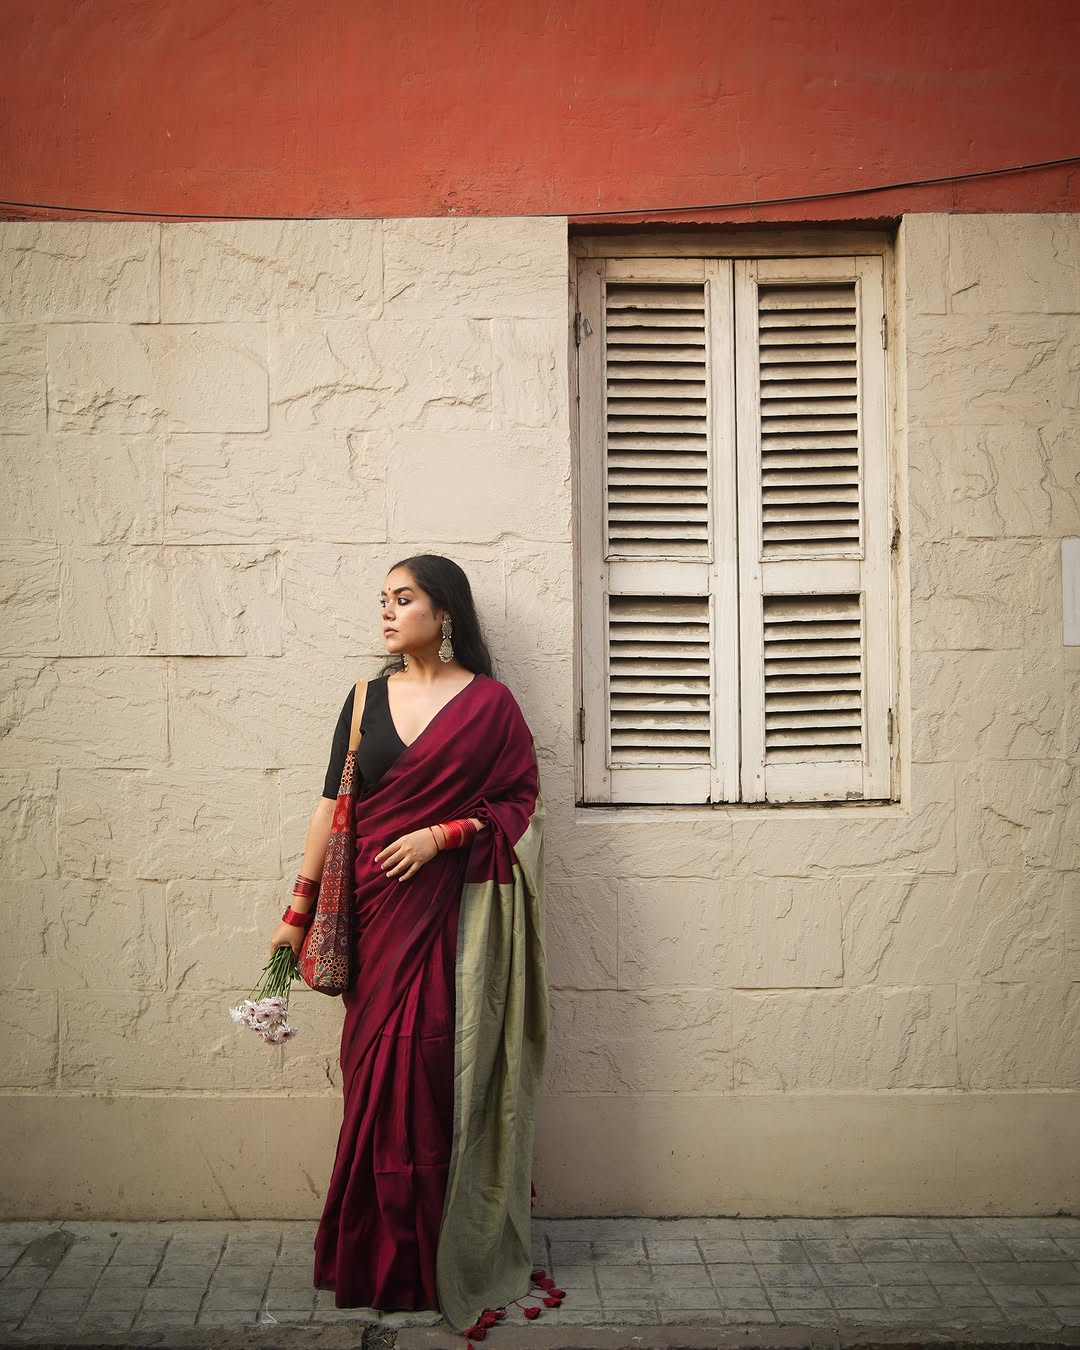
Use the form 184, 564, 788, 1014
1065, 538, 1080, 646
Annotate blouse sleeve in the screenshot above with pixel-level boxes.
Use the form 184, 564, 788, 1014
321, 686, 355, 799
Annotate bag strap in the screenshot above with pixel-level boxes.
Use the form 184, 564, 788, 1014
347, 680, 367, 752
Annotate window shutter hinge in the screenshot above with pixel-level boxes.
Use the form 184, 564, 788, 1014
887, 707, 895, 744
881, 314, 888, 349
578, 707, 586, 744
574, 312, 593, 347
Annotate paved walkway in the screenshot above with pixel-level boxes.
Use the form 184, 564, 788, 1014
0, 1215, 1078, 1344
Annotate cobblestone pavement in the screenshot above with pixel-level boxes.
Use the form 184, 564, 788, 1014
0, 1215, 1078, 1343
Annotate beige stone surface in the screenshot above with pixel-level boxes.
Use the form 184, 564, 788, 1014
956, 759, 1079, 870
278, 766, 326, 877
619, 877, 843, 990
0, 432, 162, 547
551, 810, 735, 882
0, 658, 167, 768
0, 325, 46, 431
546, 989, 732, 1093
168, 656, 358, 772
1066, 872, 1080, 964
957, 980, 1080, 1088
48, 324, 268, 432
501, 544, 576, 658
280, 544, 391, 659
1067, 665, 1080, 758
532, 1092, 1080, 1216
496, 654, 574, 774
383, 217, 568, 318
949, 214, 1080, 314
270, 319, 491, 430
0, 544, 60, 653
2, 992, 57, 1087
277, 990, 346, 1093
0, 1096, 343, 1218
60, 546, 282, 656
907, 315, 1079, 426
545, 876, 618, 991
0, 435, 59, 541
10, 880, 167, 991
60, 993, 284, 1090
57, 434, 166, 543
139, 769, 280, 883
161, 221, 382, 321
2, 212, 1078, 1217
911, 650, 1066, 761
733, 985, 958, 1090
166, 881, 280, 992
730, 763, 955, 876
897, 214, 948, 316
0, 769, 57, 878
0, 223, 159, 322
1, 1090, 1076, 1219
909, 423, 1080, 540
280, 543, 503, 658
165, 431, 386, 543
910, 538, 1059, 651
386, 431, 571, 543
842, 870, 1068, 984
56, 769, 146, 880
58, 768, 280, 881
492, 318, 566, 428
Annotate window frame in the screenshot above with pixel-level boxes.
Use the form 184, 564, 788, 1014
570, 228, 900, 809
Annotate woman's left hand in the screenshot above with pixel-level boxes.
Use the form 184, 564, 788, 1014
374, 828, 440, 881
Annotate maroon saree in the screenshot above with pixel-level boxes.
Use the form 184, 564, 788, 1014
313, 674, 546, 1332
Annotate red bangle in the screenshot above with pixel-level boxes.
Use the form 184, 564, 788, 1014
292, 874, 318, 899
282, 906, 314, 928
432, 818, 478, 850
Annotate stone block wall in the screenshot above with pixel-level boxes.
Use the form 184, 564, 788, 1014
0, 214, 1077, 1218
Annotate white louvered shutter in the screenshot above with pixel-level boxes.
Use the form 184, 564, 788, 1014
734, 256, 893, 802
577, 258, 739, 803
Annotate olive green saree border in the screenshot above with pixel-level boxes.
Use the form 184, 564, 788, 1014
435, 797, 547, 1331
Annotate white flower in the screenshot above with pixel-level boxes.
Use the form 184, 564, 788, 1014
227, 947, 300, 1047
262, 1023, 298, 1045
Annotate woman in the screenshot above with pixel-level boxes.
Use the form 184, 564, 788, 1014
267, 554, 547, 1332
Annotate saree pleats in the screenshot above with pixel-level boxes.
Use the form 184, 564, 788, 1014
313, 851, 462, 1309
312, 675, 547, 1329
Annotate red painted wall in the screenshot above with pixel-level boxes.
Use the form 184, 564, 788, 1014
1, 0, 1078, 224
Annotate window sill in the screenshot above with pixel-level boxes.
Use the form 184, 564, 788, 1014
573, 797, 907, 823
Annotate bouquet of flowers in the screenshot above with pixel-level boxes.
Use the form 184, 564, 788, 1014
229, 945, 300, 1045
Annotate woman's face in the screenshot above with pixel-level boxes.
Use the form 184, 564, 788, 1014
380, 567, 443, 657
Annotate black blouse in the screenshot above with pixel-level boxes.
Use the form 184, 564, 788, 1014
322, 678, 407, 799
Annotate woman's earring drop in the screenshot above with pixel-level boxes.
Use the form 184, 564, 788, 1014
402, 653, 410, 670
439, 616, 454, 664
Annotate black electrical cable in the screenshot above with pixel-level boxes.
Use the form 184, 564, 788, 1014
0, 153, 1077, 222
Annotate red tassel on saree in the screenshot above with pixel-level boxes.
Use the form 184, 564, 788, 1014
313, 675, 546, 1331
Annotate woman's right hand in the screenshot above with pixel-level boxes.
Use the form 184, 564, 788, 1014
269, 920, 306, 960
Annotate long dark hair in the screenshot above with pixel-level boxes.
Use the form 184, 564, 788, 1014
379, 554, 494, 678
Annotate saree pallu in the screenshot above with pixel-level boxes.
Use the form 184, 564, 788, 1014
313, 674, 546, 1332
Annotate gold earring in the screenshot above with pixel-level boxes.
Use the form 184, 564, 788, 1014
402, 653, 410, 670
439, 616, 453, 664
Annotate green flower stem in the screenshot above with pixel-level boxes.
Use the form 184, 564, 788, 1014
248, 945, 300, 1002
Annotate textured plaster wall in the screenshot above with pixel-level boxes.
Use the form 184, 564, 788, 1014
0, 214, 1078, 1219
